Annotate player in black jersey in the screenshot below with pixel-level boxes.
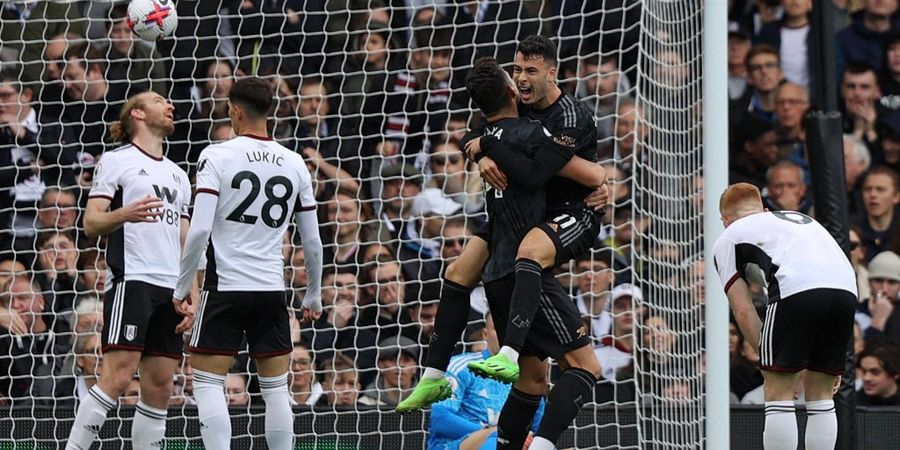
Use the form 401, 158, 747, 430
398, 36, 607, 416
465, 57, 603, 450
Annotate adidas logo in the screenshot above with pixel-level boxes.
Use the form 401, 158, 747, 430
138, 169, 149, 176
85, 424, 101, 434
199, 421, 208, 430
150, 440, 164, 448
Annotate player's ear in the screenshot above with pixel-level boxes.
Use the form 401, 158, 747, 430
131, 107, 146, 121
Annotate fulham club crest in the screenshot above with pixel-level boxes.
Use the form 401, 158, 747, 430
125, 325, 137, 341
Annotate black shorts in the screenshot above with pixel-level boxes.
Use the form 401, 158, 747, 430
102, 281, 183, 359
759, 288, 857, 375
538, 208, 599, 267
485, 272, 590, 361
188, 290, 292, 358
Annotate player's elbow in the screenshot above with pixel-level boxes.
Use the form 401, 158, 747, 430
83, 215, 101, 238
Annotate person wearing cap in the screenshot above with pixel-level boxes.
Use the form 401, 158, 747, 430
728, 22, 752, 100
594, 284, 643, 383
858, 251, 900, 346
729, 111, 779, 189
360, 336, 420, 406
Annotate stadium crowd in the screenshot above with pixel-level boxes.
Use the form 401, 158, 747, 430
0, 0, 895, 421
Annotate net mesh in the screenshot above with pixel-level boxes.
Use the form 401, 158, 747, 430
0, 0, 705, 448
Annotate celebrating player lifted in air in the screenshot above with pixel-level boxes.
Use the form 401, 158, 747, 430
399, 36, 607, 411
714, 183, 857, 450
172, 78, 323, 450
429, 56, 603, 450
66, 92, 193, 450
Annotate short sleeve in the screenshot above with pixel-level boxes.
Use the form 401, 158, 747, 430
294, 161, 316, 212
180, 170, 192, 219
713, 236, 740, 293
88, 153, 122, 200
194, 149, 221, 196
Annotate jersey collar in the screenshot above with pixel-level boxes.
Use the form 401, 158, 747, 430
130, 142, 163, 161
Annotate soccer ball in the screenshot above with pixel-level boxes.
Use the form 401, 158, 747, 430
127, 0, 178, 41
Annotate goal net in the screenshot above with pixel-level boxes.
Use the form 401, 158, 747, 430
0, 0, 706, 448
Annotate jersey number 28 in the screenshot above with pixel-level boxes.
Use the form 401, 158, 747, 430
226, 170, 294, 228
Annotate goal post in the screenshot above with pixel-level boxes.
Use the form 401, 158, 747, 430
0, 1, 723, 448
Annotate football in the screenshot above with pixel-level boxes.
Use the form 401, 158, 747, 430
127, 0, 178, 41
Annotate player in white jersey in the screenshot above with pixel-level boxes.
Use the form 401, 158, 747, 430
713, 183, 858, 450
172, 78, 323, 450
66, 92, 194, 450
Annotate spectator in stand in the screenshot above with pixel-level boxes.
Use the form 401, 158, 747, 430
286, 246, 309, 309
572, 250, 616, 342
400, 187, 462, 279
842, 62, 885, 146
376, 163, 423, 244
100, 4, 167, 100
318, 357, 361, 407
856, 343, 900, 406
595, 284, 642, 383
0, 274, 72, 404
728, 23, 753, 101
73, 332, 102, 402
302, 266, 377, 379
844, 134, 873, 222
357, 255, 407, 340
60, 43, 120, 157
427, 138, 483, 215
0, 1, 86, 84
290, 342, 323, 406
195, 59, 234, 124
731, 44, 784, 122
72, 295, 102, 336
881, 33, 900, 104
0, 70, 79, 255
438, 217, 471, 262
601, 99, 646, 171
729, 319, 764, 403
755, 0, 812, 87
836, 0, 899, 77
850, 226, 872, 301
401, 280, 440, 347
225, 373, 250, 406
763, 160, 810, 214
729, 112, 780, 188
37, 188, 79, 236
577, 52, 632, 141
856, 167, 900, 260
34, 231, 86, 313
360, 336, 419, 406
774, 83, 811, 176
0, 258, 25, 288
879, 110, 900, 174
293, 78, 353, 175
322, 188, 382, 267
859, 251, 900, 345
76, 250, 106, 299
230, 0, 325, 76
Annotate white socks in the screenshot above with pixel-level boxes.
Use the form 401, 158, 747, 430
529, 436, 555, 450
66, 385, 116, 450
805, 400, 837, 450
259, 373, 295, 450
498, 345, 519, 362
422, 367, 445, 380
193, 370, 232, 450
132, 401, 167, 450
763, 400, 797, 450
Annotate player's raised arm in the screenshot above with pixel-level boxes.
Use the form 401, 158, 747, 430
173, 191, 217, 301
479, 131, 574, 190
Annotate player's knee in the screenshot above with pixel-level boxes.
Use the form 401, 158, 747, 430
565, 349, 602, 380
445, 261, 476, 287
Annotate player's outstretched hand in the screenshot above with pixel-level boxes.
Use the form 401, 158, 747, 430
478, 156, 508, 190
122, 196, 164, 223
172, 296, 195, 334
465, 137, 482, 160
300, 307, 321, 324
584, 182, 610, 211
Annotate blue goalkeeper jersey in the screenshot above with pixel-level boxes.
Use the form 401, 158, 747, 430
427, 350, 545, 450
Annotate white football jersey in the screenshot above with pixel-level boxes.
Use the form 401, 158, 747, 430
713, 211, 857, 301
195, 135, 316, 291
89, 144, 191, 289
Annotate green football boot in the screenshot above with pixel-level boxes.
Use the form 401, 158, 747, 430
467, 353, 519, 384
395, 377, 452, 413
